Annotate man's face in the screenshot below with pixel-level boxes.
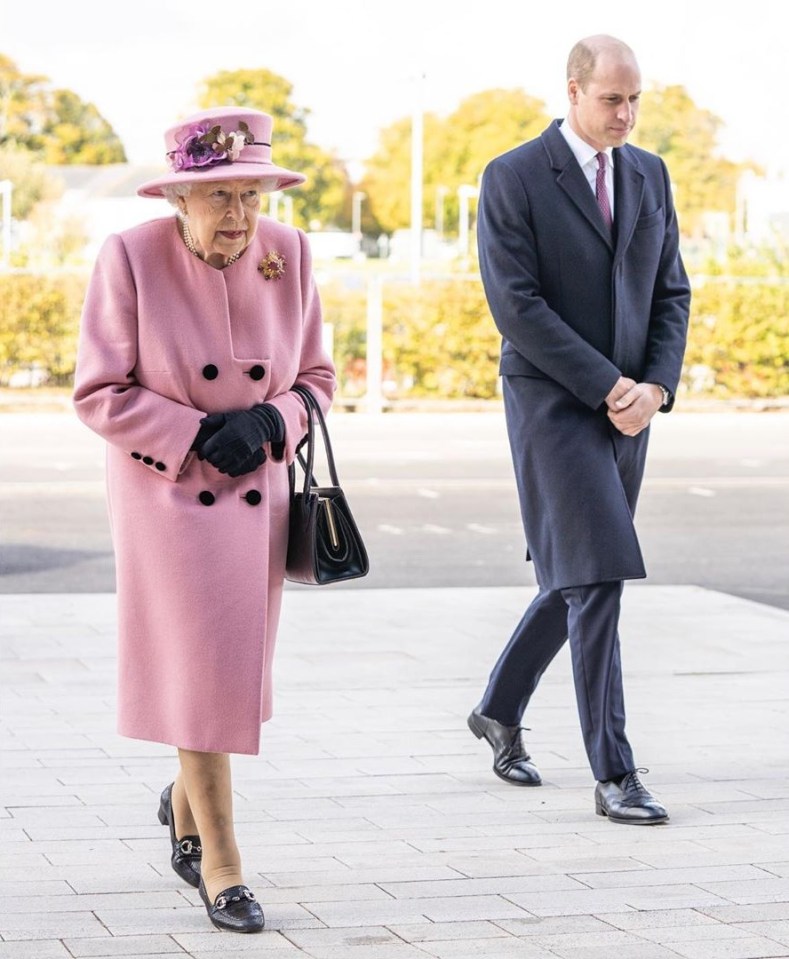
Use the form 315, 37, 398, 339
568, 53, 641, 151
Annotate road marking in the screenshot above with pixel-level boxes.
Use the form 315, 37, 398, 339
422, 523, 451, 534
417, 488, 440, 499
689, 486, 716, 498
378, 524, 404, 535
467, 523, 497, 534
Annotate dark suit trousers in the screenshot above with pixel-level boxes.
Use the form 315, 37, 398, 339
479, 581, 635, 782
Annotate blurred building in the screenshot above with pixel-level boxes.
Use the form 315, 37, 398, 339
45, 164, 172, 260
736, 169, 789, 244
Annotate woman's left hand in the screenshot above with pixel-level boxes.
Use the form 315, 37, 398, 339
191, 412, 229, 452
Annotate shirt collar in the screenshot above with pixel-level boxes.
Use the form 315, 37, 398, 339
559, 117, 614, 170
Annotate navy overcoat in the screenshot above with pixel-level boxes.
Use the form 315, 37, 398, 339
477, 120, 690, 589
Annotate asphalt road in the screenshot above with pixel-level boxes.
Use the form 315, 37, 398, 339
1, 409, 788, 610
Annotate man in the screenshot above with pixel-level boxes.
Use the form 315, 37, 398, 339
471, 35, 690, 824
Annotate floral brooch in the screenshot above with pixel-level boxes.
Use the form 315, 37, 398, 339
168, 121, 255, 172
258, 251, 286, 280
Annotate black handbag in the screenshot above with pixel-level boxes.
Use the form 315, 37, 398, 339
285, 385, 369, 585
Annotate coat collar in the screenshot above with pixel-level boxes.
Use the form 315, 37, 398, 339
540, 119, 645, 256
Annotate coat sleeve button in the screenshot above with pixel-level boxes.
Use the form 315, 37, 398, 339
142, 456, 154, 465
202, 364, 219, 380
198, 491, 215, 506
243, 490, 262, 506
131, 451, 142, 459
247, 364, 266, 381
155, 461, 167, 471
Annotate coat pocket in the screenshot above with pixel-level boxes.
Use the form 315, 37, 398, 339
634, 207, 665, 231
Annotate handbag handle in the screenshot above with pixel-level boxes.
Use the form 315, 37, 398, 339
291, 385, 341, 495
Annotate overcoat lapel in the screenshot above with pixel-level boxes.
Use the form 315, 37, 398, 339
541, 122, 613, 250
612, 146, 645, 266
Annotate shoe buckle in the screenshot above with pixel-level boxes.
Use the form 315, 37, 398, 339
179, 839, 201, 855
215, 888, 255, 910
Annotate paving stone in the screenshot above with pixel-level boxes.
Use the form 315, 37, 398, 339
663, 937, 789, 959
174, 929, 301, 952
636, 923, 753, 944
700, 903, 789, 923
264, 867, 462, 888
540, 944, 687, 959
275, 946, 429, 959
254, 882, 394, 904
275, 926, 402, 950
0, 943, 73, 959
378, 874, 584, 898
2, 890, 187, 914
598, 908, 725, 930
574, 865, 776, 889
62, 935, 184, 956
90, 906, 208, 936
494, 914, 620, 936
697, 878, 789, 904
385, 920, 511, 942
0, 911, 110, 941
188, 951, 303, 959
731, 921, 789, 946
412, 938, 546, 959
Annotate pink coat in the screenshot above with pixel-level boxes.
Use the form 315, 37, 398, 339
73, 216, 336, 754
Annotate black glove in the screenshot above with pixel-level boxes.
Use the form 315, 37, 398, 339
198, 404, 285, 476
190, 412, 229, 451
220, 445, 267, 478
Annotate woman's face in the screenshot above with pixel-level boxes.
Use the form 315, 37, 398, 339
178, 179, 262, 266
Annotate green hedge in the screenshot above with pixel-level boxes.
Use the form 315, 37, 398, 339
0, 273, 84, 386
320, 277, 500, 399
683, 276, 789, 398
2, 259, 787, 398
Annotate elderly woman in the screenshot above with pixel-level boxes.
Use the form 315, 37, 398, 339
73, 107, 335, 933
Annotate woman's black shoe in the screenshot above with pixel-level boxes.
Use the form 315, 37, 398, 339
157, 783, 202, 888
198, 879, 265, 932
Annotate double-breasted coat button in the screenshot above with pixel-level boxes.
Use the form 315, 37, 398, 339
155, 461, 167, 471
202, 364, 219, 380
131, 451, 142, 460
247, 364, 266, 381
243, 490, 262, 506
142, 455, 154, 465
198, 491, 215, 506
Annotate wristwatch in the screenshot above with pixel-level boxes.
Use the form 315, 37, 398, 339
657, 384, 671, 409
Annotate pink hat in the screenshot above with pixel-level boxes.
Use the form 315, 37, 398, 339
137, 106, 306, 198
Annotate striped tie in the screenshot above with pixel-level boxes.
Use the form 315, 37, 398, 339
595, 152, 613, 229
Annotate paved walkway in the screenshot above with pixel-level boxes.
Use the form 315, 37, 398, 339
2, 585, 789, 958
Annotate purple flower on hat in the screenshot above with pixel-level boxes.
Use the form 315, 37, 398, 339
168, 121, 254, 172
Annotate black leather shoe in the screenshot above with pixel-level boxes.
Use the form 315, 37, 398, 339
199, 880, 265, 933
157, 783, 202, 888
595, 769, 669, 825
467, 707, 542, 786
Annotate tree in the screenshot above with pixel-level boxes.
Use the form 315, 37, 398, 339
42, 89, 125, 164
360, 113, 441, 237
0, 53, 126, 163
361, 88, 550, 236
0, 54, 48, 151
197, 69, 349, 230
633, 84, 742, 236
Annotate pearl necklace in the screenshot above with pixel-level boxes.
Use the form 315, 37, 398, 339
181, 218, 242, 268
